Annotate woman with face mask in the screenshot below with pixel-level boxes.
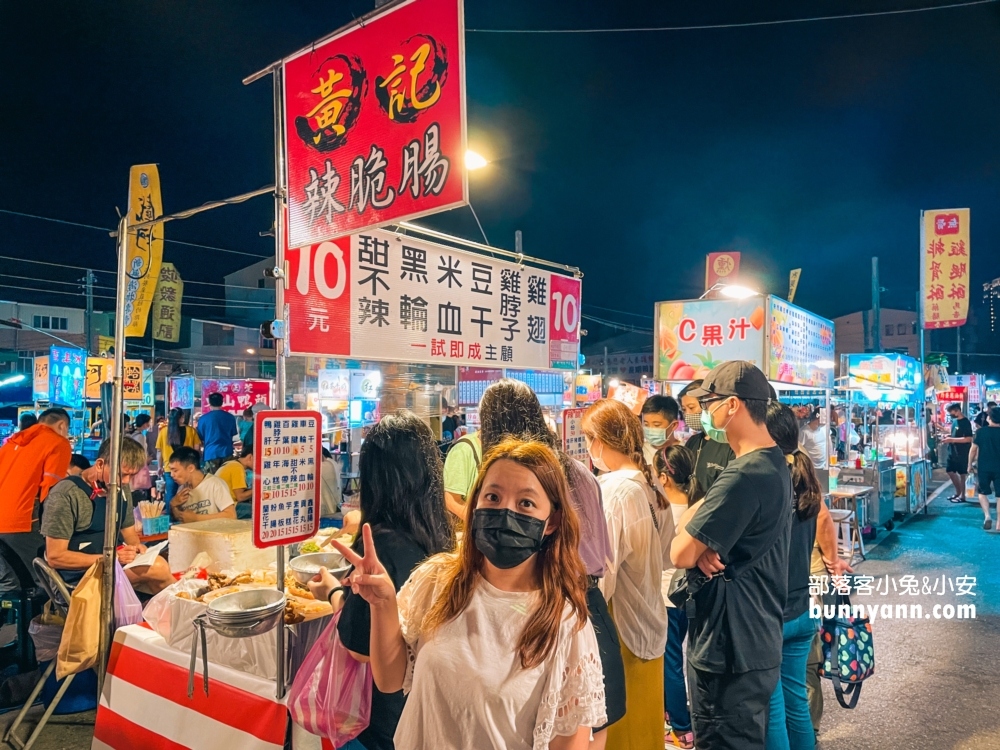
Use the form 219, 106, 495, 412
327, 438, 606, 750
582, 399, 669, 750
652, 445, 703, 749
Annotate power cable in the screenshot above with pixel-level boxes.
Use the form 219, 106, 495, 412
467, 0, 996, 33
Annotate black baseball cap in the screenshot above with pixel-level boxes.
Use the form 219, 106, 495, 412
686, 360, 776, 401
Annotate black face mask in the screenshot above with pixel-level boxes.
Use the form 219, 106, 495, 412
471, 508, 549, 569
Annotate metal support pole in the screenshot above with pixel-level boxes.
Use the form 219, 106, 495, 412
85, 271, 95, 355
271, 67, 288, 701
957, 326, 962, 373
98, 216, 129, 695
872, 257, 881, 353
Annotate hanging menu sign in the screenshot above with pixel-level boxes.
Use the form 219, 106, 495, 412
252, 410, 321, 548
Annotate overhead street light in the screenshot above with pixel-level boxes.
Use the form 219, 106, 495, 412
699, 282, 760, 300
0, 374, 26, 388
465, 150, 489, 170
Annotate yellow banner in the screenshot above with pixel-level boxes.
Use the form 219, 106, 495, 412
921, 209, 970, 329
86, 358, 144, 401
97, 335, 115, 356
788, 268, 801, 303
152, 262, 183, 343
123, 164, 164, 338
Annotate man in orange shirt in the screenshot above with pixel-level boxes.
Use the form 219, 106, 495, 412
0, 408, 72, 585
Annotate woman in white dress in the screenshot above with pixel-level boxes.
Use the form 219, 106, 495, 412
328, 438, 607, 750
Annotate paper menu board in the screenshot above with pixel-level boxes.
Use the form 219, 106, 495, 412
252, 410, 321, 549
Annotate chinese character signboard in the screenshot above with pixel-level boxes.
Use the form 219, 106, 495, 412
287, 228, 581, 370
561, 407, 591, 468
921, 208, 970, 329
318, 369, 351, 400
705, 252, 740, 291
457, 367, 503, 407
655, 299, 765, 381
33, 356, 49, 401
282, 0, 466, 245
505, 370, 568, 395
123, 165, 164, 338
847, 354, 921, 393
85, 358, 145, 401
935, 386, 966, 404
48, 346, 86, 409
142, 369, 155, 407
601, 352, 655, 378
152, 262, 183, 343
168, 376, 195, 410
949, 373, 984, 403
253, 410, 321, 548
766, 297, 835, 388
201, 379, 274, 415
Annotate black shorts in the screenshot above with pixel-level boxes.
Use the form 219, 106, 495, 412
946, 456, 969, 474
586, 584, 627, 729
977, 471, 998, 496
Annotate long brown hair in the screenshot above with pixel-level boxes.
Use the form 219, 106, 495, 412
766, 401, 823, 521
422, 438, 589, 669
581, 399, 661, 506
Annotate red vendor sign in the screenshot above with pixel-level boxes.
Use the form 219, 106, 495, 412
282, 0, 467, 246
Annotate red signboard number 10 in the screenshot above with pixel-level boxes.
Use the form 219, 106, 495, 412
289, 241, 348, 300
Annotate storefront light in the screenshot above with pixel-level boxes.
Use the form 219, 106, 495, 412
718, 284, 758, 299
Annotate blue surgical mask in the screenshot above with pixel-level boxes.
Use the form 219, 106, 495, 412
643, 426, 668, 448
700, 400, 734, 443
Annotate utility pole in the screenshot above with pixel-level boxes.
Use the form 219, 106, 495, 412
84, 270, 95, 354
957, 327, 963, 373
871, 257, 881, 353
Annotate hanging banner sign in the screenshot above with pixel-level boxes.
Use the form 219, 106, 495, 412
286, 228, 582, 371
766, 297, 835, 388
48, 346, 87, 409
33, 356, 49, 401
561, 407, 591, 468
788, 268, 802, 303
282, 0, 467, 245
123, 164, 164, 338
85, 358, 145, 401
920, 208, 970, 329
152, 262, 184, 343
252, 410, 321, 548
97, 336, 115, 356
201, 379, 274, 415
705, 251, 740, 291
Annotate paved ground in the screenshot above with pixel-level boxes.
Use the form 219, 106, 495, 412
818, 474, 1000, 749
2, 472, 997, 749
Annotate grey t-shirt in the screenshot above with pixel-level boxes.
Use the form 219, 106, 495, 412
40, 478, 133, 544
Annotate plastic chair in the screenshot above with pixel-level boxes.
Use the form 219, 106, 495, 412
2, 560, 79, 750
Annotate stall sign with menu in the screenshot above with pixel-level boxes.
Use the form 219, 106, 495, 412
317, 369, 351, 401
949, 374, 984, 403
766, 297, 835, 388
85, 357, 145, 401
33, 356, 49, 401
505, 369, 567, 395
286, 228, 582, 372
168, 376, 195, 410
252, 410, 321, 548
457, 367, 503, 407
655, 298, 765, 381
561, 407, 590, 467
282, 0, 467, 246
201, 380, 273, 415
48, 346, 87, 409
936, 387, 967, 403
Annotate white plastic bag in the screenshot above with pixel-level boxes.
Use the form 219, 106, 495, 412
142, 579, 208, 641
28, 616, 63, 663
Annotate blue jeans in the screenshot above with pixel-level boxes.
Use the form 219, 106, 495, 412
766, 610, 818, 750
164, 474, 178, 503
663, 606, 691, 733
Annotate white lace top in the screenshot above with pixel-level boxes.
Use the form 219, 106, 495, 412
393, 559, 607, 750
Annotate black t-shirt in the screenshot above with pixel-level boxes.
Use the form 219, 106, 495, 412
974, 426, 1000, 473
442, 416, 458, 436
685, 432, 737, 493
684, 446, 792, 674
785, 511, 818, 622
338, 528, 429, 750
950, 418, 973, 461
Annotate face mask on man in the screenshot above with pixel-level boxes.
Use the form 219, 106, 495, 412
700, 399, 736, 443
472, 508, 549, 569
643, 426, 669, 448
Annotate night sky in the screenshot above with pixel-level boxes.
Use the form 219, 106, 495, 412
2, 1, 999, 337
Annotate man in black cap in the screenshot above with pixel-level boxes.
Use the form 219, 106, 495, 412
670, 360, 792, 749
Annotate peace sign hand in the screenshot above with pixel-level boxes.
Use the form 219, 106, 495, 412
329, 523, 397, 608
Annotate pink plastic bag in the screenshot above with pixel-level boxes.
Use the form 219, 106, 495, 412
287, 610, 372, 744
113, 561, 144, 628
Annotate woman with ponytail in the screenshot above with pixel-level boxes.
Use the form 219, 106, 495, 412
652, 445, 703, 748
581, 399, 668, 750
764, 401, 824, 750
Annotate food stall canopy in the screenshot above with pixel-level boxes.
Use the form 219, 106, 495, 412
654, 295, 835, 388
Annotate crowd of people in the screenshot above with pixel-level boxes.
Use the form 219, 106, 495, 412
300, 360, 860, 750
